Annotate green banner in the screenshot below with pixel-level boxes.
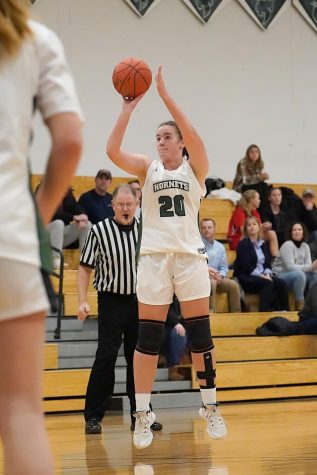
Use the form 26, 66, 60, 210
293, 0, 317, 31
182, 0, 225, 23
239, 0, 287, 29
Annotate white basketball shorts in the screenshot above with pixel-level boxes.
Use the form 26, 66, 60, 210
0, 259, 49, 320
136, 252, 211, 305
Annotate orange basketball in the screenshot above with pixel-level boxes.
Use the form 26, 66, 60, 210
112, 57, 152, 100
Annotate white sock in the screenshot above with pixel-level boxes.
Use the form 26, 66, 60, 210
135, 393, 151, 412
200, 388, 217, 406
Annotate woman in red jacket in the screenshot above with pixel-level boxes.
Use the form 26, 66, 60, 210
228, 189, 278, 257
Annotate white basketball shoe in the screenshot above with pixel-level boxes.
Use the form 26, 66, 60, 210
133, 410, 156, 449
199, 403, 228, 439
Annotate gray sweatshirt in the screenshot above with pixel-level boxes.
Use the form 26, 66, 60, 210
273, 240, 314, 274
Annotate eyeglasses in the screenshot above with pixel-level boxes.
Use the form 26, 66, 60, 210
115, 203, 135, 209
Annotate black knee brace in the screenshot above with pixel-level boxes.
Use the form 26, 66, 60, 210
197, 352, 216, 389
135, 319, 165, 356
184, 315, 214, 353
184, 315, 215, 389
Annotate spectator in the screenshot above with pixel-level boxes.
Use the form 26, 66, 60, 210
232, 144, 269, 205
298, 280, 317, 333
128, 179, 142, 219
233, 217, 289, 312
272, 222, 317, 311
201, 218, 241, 313
0, 1, 82, 473
47, 188, 91, 269
77, 185, 162, 435
78, 169, 114, 224
160, 296, 188, 381
309, 239, 317, 261
260, 187, 289, 247
297, 188, 317, 242
227, 189, 278, 257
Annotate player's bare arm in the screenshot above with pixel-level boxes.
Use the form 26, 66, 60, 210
106, 95, 151, 185
155, 66, 209, 185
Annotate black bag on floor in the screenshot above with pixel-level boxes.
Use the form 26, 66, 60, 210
256, 316, 301, 336
205, 176, 225, 196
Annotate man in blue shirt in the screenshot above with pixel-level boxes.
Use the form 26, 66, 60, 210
200, 218, 241, 313
78, 169, 114, 224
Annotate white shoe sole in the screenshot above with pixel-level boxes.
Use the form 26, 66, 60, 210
133, 431, 153, 449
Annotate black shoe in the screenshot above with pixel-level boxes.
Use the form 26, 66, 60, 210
85, 418, 102, 434
130, 420, 163, 431
151, 421, 163, 431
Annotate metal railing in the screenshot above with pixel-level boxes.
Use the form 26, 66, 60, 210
50, 247, 65, 339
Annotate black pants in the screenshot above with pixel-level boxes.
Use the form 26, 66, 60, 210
84, 291, 138, 422
237, 275, 289, 312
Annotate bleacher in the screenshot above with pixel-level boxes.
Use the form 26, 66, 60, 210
38, 175, 317, 413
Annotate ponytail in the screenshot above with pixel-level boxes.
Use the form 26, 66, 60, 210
239, 189, 258, 216
0, 0, 32, 62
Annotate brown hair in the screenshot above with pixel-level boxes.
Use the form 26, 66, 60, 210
200, 217, 216, 228
157, 120, 188, 158
243, 216, 262, 239
243, 144, 264, 173
285, 222, 308, 243
268, 187, 282, 198
0, 0, 32, 61
238, 189, 259, 216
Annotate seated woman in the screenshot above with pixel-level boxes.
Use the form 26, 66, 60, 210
272, 222, 317, 311
233, 216, 289, 312
298, 281, 317, 334
228, 189, 279, 257
260, 187, 289, 247
232, 144, 269, 204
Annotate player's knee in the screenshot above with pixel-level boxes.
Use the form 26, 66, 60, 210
135, 319, 165, 356
184, 315, 214, 353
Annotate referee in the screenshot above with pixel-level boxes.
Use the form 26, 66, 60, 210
77, 184, 162, 434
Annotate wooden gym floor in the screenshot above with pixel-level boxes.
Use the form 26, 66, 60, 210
1, 399, 317, 474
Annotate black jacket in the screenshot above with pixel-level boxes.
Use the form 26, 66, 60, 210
298, 204, 317, 233
260, 207, 289, 246
52, 188, 86, 225
233, 238, 271, 278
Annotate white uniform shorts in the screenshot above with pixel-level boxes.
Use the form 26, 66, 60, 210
0, 259, 49, 321
137, 252, 211, 305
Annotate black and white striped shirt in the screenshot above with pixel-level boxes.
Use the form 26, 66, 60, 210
80, 218, 139, 295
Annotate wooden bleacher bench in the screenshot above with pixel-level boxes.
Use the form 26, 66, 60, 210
211, 311, 298, 336
31, 174, 133, 200
199, 198, 234, 241
44, 343, 58, 370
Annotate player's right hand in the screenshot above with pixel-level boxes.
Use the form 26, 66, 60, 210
122, 93, 145, 111
77, 302, 90, 320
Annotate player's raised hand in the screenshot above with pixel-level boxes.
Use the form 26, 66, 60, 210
122, 93, 145, 113
156, 65, 168, 99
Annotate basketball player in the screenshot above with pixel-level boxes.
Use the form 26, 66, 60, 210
106, 66, 227, 449
0, 1, 82, 473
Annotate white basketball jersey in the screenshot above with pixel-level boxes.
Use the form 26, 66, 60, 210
140, 159, 207, 257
